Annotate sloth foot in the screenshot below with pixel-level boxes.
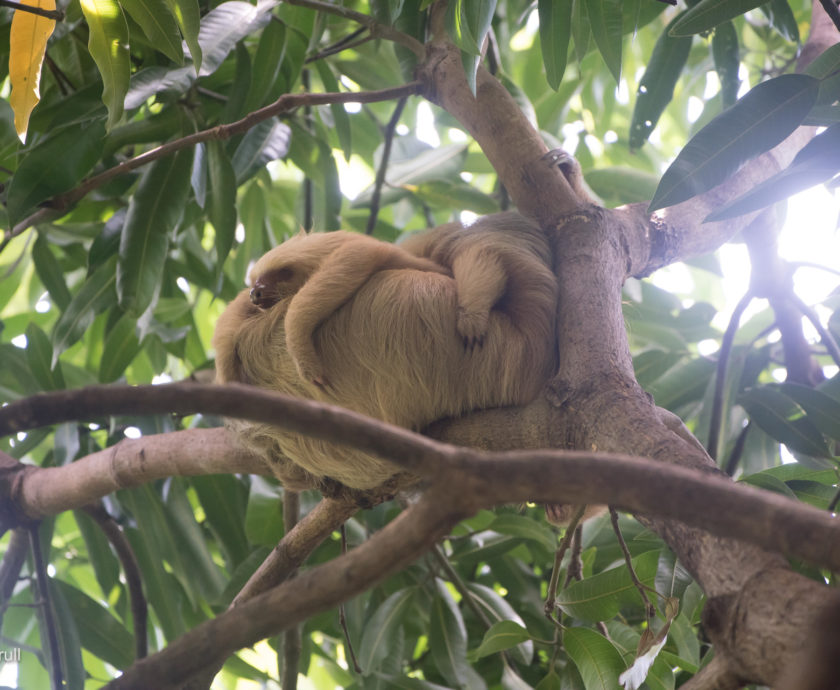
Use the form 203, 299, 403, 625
456, 308, 489, 351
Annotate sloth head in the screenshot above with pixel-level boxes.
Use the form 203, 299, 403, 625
247, 231, 351, 310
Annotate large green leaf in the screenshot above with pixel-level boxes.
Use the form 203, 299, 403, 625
80, 0, 130, 129
191, 474, 250, 569
711, 21, 740, 108
6, 119, 106, 223
555, 550, 659, 622
429, 579, 485, 689
358, 588, 417, 674
706, 123, 840, 221
25, 322, 64, 389
738, 386, 833, 458
670, 0, 764, 36
117, 147, 194, 316
466, 583, 534, 665
649, 74, 819, 211
120, 0, 183, 64
232, 118, 292, 184
99, 312, 141, 382
775, 381, 840, 442
53, 579, 135, 669
169, 0, 202, 72
538, 0, 572, 90
244, 476, 285, 546
32, 236, 71, 310
52, 255, 118, 361
469, 620, 530, 661
206, 140, 237, 271
564, 627, 625, 690
585, 0, 623, 84
629, 13, 693, 149
487, 513, 556, 552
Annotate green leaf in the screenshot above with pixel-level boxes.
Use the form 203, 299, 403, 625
649, 74, 820, 211
555, 550, 659, 622
74, 509, 121, 599
315, 60, 352, 161
191, 474, 249, 568
244, 476, 285, 546
563, 627, 625, 690
470, 620, 530, 660
487, 514, 556, 552
586, 0, 623, 84
46, 576, 86, 689
706, 123, 840, 221
163, 479, 227, 600
762, 0, 799, 42
711, 21, 740, 108
6, 119, 106, 223
359, 588, 417, 674
585, 167, 659, 205
120, 0, 183, 64
99, 313, 141, 382
232, 118, 292, 184
197, 0, 276, 78
243, 18, 285, 115
53, 579, 135, 669
466, 583, 534, 665
118, 147, 194, 316
447, 0, 497, 55
629, 13, 693, 149
206, 140, 237, 271
353, 144, 469, 206
738, 386, 833, 458
169, 0, 202, 72
670, 0, 764, 37
26, 322, 64, 389
32, 236, 71, 310
80, 0, 130, 129
430, 579, 485, 689
538, 0, 572, 90
776, 381, 840, 442
52, 255, 118, 360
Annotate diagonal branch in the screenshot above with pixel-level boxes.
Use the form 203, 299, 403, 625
3, 84, 421, 252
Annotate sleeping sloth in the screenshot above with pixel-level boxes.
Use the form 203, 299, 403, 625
212, 212, 558, 493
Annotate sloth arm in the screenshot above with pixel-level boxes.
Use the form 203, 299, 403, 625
285, 236, 447, 385
450, 243, 508, 348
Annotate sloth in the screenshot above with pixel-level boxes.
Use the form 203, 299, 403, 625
213, 213, 558, 492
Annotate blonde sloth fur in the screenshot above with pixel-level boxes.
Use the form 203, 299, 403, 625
213, 212, 558, 491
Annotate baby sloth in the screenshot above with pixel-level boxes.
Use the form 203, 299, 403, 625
213, 213, 558, 492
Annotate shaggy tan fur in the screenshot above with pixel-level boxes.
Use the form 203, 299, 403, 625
213, 214, 558, 491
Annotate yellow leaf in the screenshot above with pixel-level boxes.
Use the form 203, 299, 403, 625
9, 1, 57, 142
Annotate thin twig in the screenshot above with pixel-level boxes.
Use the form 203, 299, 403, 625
81, 504, 148, 660
29, 526, 64, 690
561, 525, 583, 589
1, 0, 64, 20
431, 544, 493, 628
544, 505, 587, 616
3, 83, 422, 252
282, 491, 301, 690
724, 422, 751, 477
609, 508, 655, 620
708, 292, 754, 461
819, 0, 840, 31
338, 524, 362, 674
306, 27, 373, 63
790, 293, 840, 368
366, 97, 408, 234
302, 70, 314, 233
792, 261, 840, 279
0, 528, 28, 625
281, 0, 424, 57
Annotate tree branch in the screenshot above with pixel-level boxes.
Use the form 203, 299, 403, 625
81, 504, 148, 660
3, 384, 840, 574
3, 84, 422, 250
